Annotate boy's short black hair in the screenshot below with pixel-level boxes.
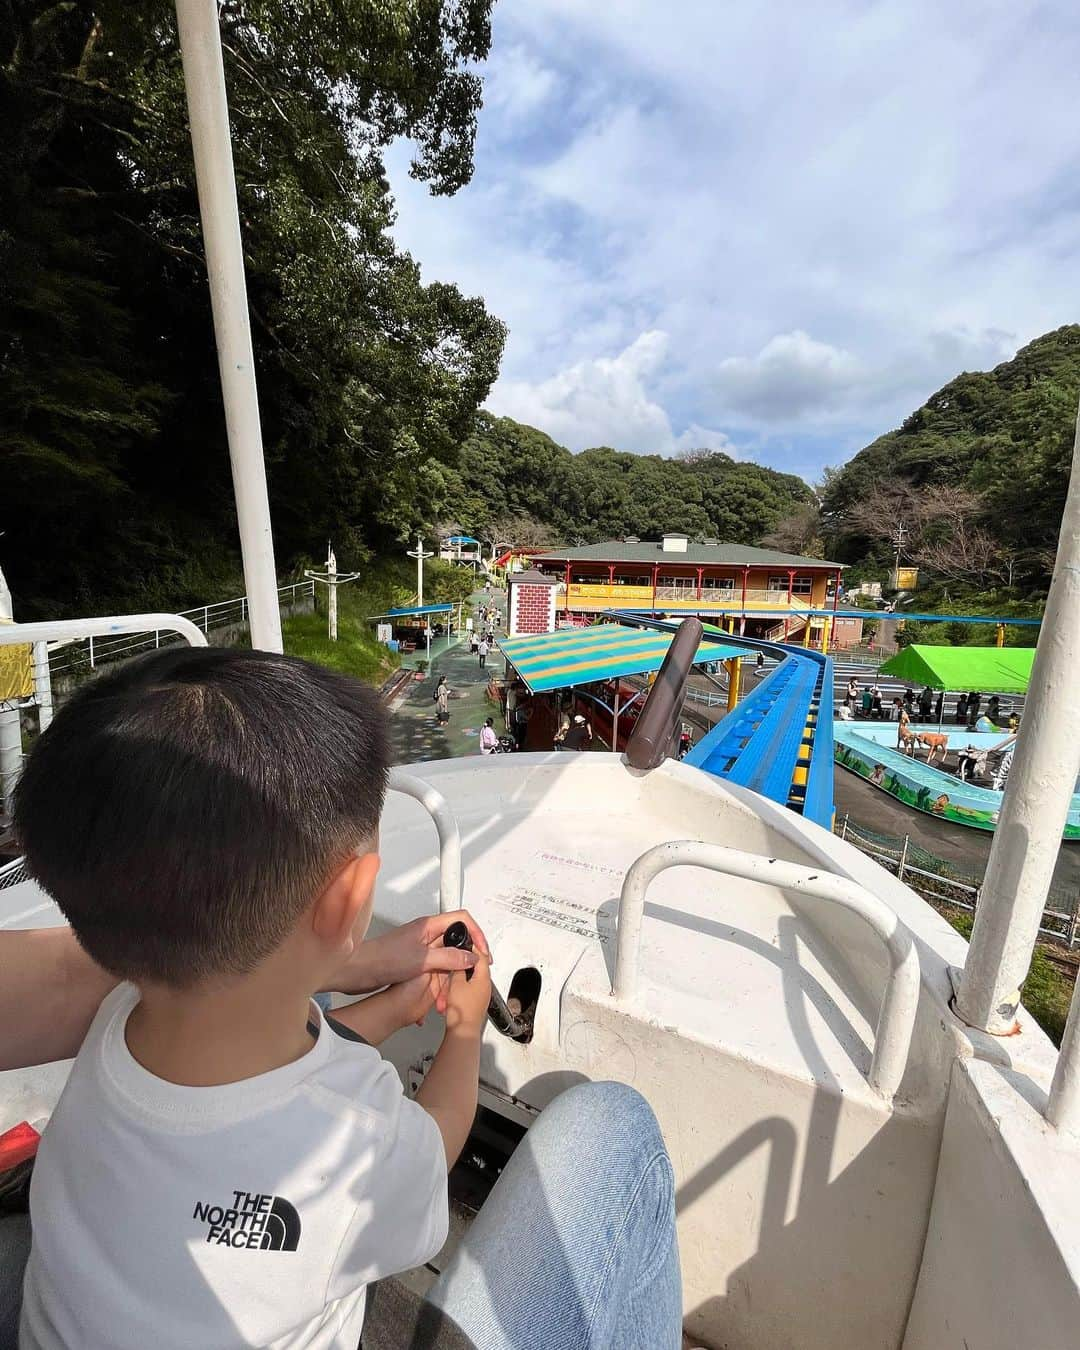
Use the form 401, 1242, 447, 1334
14, 647, 388, 986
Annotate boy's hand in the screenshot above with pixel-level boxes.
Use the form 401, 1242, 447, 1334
443, 954, 491, 1037
328, 973, 437, 1044
386, 973, 438, 1028
326, 910, 492, 1006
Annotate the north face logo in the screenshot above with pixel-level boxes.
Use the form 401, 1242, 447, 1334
193, 1190, 301, 1251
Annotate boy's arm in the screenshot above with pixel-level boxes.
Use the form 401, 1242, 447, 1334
416, 957, 490, 1168
327, 976, 434, 1046
0, 928, 118, 1070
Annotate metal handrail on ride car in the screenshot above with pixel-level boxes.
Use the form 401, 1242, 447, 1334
611, 840, 920, 1102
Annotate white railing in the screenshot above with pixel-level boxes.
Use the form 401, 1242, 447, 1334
386, 769, 462, 914
47, 581, 314, 678
611, 840, 920, 1101
0, 614, 209, 812
684, 686, 730, 708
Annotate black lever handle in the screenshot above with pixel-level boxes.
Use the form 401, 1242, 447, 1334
443, 921, 527, 1039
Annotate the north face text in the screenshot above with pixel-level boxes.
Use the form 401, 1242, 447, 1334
193, 1191, 302, 1251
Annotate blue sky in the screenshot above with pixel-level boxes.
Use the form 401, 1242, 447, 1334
387, 1, 1080, 484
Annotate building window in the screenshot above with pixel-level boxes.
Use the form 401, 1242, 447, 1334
614, 575, 651, 586
571, 574, 609, 586
767, 574, 814, 595
659, 575, 696, 590
701, 576, 735, 592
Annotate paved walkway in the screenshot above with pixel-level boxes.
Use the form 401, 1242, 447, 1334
388, 587, 506, 764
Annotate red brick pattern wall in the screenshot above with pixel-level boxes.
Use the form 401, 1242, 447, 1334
510, 584, 556, 636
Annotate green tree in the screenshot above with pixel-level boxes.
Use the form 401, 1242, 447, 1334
2, 0, 504, 616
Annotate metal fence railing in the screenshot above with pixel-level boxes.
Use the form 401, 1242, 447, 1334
0, 858, 30, 891
47, 581, 315, 680
835, 813, 1080, 949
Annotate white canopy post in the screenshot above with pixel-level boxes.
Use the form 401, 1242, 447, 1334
174, 0, 282, 654
956, 405, 1080, 1034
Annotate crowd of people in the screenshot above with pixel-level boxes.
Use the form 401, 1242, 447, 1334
840, 678, 1012, 731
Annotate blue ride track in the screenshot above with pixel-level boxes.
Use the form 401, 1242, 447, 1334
614, 614, 835, 829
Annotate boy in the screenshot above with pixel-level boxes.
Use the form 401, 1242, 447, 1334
14, 646, 491, 1349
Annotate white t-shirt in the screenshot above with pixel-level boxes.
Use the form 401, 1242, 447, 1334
21, 985, 448, 1349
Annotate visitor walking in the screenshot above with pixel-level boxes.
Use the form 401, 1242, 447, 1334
955, 692, 968, 725
511, 698, 531, 750
918, 685, 933, 720
870, 684, 883, 719
934, 690, 944, 722
433, 675, 450, 725
478, 637, 489, 670
562, 713, 593, 752
479, 717, 499, 755
845, 677, 858, 711
987, 694, 1000, 725
553, 702, 572, 749
966, 691, 981, 730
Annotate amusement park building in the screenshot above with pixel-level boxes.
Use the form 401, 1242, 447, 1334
531, 534, 847, 643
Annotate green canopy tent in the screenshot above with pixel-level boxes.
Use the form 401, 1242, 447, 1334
878, 645, 1036, 694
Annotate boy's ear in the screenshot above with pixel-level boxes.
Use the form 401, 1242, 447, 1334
312, 852, 381, 947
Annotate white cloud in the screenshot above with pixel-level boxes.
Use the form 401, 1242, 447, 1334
385, 1, 1080, 472
487, 330, 742, 455
483, 46, 559, 125
713, 332, 861, 422
487, 330, 669, 450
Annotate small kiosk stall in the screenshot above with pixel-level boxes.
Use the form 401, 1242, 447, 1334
496, 622, 744, 752
367, 603, 455, 657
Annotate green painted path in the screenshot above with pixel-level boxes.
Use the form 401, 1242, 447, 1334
388, 586, 506, 764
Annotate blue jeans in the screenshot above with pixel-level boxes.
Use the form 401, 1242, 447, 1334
427, 1082, 682, 1350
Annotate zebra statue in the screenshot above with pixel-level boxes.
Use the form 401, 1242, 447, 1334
993, 745, 1015, 791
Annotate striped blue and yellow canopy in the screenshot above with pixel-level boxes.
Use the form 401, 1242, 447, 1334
497, 624, 744, 693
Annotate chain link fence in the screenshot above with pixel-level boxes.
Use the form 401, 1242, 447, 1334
835, 813, 1080, 949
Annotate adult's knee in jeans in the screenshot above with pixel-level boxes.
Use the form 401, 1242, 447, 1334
539, 1080, 665, 1154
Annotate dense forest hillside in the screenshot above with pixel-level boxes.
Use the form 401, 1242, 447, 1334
819, 326, 1080, 597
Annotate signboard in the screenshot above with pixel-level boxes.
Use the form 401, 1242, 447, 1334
376, 623, 392, 644
891, 567, 919, 590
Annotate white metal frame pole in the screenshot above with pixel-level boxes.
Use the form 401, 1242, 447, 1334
32, 643, 53, 731
956, 408, 1080, 1034
0, 568, 23, 815
327, 545, 338, 643
174, 0, 282, 654
1047, 980, 1080, 1137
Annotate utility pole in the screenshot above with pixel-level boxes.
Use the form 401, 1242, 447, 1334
406, 535, 434, 608
891, 520, 906, 590
305, 542, 361, 641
